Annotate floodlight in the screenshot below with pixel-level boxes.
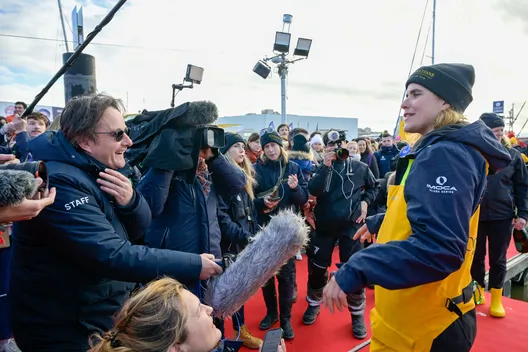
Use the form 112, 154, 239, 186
293, 38, 312, 57
273, 31, 291, 53
185, 64, 204, 84
253, 60, 271, 79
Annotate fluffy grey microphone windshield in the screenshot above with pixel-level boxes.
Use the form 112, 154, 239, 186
0, 170, 38, 207
181, 101, 219, 127
204, 209, 309, 318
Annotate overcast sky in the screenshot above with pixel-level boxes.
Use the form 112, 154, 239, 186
1, 0, 528, 131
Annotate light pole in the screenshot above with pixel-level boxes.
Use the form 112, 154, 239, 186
170, 64, 204, 108
253, 14, 312, 125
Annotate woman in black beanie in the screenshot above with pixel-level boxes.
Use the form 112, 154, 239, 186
471, 113, 528, 318
253, 130, 308, 340
323, 63, 512, 351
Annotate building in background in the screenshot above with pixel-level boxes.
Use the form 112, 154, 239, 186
217, 109, 359, 140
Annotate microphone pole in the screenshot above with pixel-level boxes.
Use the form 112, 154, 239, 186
23, 0, 129, 118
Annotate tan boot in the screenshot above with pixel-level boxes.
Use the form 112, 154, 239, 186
489, 288, 506, 318
474, 285, 486, 305
235, 324, 263, 350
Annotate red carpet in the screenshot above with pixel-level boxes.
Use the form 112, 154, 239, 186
225, 249, 528, 351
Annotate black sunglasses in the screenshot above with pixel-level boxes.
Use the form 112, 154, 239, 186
94, 127, 130, 142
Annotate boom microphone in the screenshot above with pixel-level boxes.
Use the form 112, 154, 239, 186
204, 209, 309, 318
0, 170, 38, 207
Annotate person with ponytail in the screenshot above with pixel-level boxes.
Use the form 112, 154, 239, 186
323, 63, 512, 351
89, 277, 288, 352
215, 133, 263, 349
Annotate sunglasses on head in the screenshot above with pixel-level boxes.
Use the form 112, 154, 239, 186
260, 127, 275, 136
94, 127, 130, 142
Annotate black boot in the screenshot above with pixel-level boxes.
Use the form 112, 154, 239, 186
260, 281, 279, 330
302, 305, 320, 325
259, 313, 279, 330
281, 319, 295, 340
352, 314, 367, 339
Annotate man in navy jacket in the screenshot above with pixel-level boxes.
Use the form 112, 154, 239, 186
9, 94, 222, 351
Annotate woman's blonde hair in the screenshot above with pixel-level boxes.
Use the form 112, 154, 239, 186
261, 143, 289, 165
434, 107, 467, 130
89, 278, 189, 352
224, 147, 258, 200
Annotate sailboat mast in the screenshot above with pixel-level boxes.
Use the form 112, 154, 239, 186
57, 0, 69, 52
432, 0, 436, 64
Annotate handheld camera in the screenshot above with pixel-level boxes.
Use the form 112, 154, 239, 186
327, 130, 349, 161
200, 126, 225, 149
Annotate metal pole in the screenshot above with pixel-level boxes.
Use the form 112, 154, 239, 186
57, 0, 69, 52
279, 60, 288, 125
23, 0, 128, 117
432, 0, 436, 64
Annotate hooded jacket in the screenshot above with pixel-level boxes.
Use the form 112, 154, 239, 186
288, 150, 315, 181
479, 144, 528, 221
309, 158, 378, 229
374, 145, 399, 177
137, 153, 246, 260
253, 158, 308, 226
9, 131, 207, 349
335, 121, 512, 293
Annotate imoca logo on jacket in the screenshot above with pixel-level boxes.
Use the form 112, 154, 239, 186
427, 176, 458, 194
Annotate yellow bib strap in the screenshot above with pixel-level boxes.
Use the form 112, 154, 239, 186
400, 159, 414, 186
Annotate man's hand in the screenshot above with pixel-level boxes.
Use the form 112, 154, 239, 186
322, 276, 347, 314
199, 253, 223, 280
353, 223, 375, 243
97, 169, 133, 206
323, 150, 336, 167
0, 183, 56, 223
355, 201, 368, 224
513, 217, 527, 231
12, 115, 27, 133
287, 174, 298, 189
0, 154, 19, 165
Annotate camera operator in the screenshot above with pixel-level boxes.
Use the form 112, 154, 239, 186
303, 130, 377, 339
9, 94, 222, 352
137, 118, 247, 300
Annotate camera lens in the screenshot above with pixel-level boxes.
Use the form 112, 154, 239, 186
335, 148, 349, 160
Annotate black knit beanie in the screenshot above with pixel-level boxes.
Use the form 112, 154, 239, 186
220, 132, 245, 154
480, 113, 505, 129
260, 130, 283, 147
292, 134, 310, 153
405, 63, 475, 113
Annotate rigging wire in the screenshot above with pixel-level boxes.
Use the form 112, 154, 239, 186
393, 0, 431, 136
0, 33, 253, 56
420, 23, 432, 66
